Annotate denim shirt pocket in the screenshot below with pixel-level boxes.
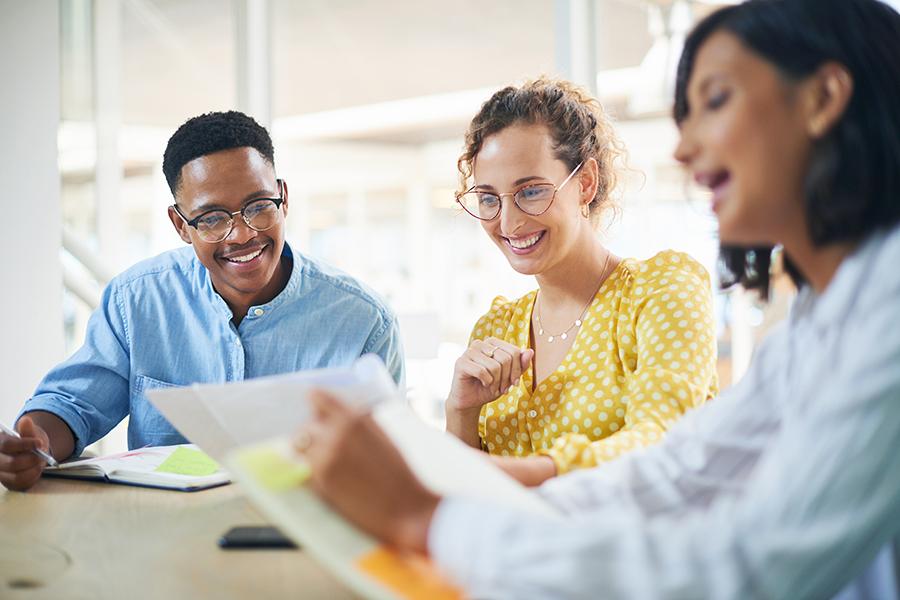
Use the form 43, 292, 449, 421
132, 374, 186, 443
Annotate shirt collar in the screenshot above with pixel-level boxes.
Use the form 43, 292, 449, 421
793, 228, 888, 330
249, 241, 302, 314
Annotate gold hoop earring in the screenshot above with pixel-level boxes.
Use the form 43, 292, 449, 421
581, 204, 591, 218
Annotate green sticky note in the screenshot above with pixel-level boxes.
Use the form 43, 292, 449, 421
234, 444, 311, 492
155, 446, 220, 477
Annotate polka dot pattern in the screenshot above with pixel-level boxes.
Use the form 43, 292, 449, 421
472, 250, 719, 474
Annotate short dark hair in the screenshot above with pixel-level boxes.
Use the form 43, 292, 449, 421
674, 0, 900, 296
162, 110, 275, 196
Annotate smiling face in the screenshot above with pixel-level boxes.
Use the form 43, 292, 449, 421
674, 31, 814, 247
168, 146, 289, 312
472, 123, 593, 276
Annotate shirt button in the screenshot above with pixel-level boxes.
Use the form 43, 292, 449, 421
253, 308, 264, 316
528, 410, 537, 419
234, 338, 242, 346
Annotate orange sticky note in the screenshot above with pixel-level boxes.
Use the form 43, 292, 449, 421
356, 546, 463, 600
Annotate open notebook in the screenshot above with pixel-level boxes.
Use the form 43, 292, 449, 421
42, 444, 230, 492
148, 355, 560, 599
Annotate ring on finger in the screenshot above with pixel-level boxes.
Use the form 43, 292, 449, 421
483, 345, 498, 359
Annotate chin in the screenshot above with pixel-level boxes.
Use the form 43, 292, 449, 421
718, 225, 777, 248
500, 251, 539, 275
508, 263, 540, 276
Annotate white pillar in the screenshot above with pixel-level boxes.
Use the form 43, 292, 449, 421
0, 1, 65, 423
94, 0, 124, 265
554, 0, 597, 95
234, 0, 272, 128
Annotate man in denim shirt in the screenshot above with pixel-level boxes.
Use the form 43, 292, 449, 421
0, 111, 404, 491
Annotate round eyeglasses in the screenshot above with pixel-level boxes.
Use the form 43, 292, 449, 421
172, 179, 286, 243
456, 162, 583, 221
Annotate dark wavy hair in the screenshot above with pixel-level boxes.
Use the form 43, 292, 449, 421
674, 0, 900, 296
162, 110, 275, 196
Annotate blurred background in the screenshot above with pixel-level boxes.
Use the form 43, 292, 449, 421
5, 0, 844, 452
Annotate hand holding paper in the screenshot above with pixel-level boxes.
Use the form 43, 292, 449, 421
299, 390, 439, 553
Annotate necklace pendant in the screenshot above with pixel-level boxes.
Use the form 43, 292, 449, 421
560, 332, 568, 340
538, 328, 544, 336
547, 336, 554, 343
574, 319, 582, 327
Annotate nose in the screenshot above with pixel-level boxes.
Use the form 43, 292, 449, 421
225, 216, 258, 245
673, 123, 697, 167
498, 196, 526, 235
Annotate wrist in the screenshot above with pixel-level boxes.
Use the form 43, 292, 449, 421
391, 487, 441, 554
445, 395, 481, 417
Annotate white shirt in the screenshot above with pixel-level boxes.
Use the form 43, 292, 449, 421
430, 225, 900, 600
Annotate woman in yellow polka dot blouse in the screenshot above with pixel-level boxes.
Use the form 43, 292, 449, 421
445, 79, 718, 486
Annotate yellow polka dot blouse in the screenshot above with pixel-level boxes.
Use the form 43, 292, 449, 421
472, 250, 719, 474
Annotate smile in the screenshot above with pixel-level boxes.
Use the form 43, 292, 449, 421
695, 170, 732, 213
221, 244, 267, 265
504, 231, 545, 254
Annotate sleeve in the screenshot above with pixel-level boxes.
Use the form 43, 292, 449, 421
543, 254, 719, 474
427, 276, 900, 600
17, 281, 132, 457
468, 295, 511, 344
364, 310, 406, 389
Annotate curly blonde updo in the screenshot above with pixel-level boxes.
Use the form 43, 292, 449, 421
457, 78, 625, 220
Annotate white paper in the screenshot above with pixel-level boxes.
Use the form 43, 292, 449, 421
146, 354, 397, 462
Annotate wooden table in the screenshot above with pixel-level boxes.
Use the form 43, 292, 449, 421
0, 478, 357, 599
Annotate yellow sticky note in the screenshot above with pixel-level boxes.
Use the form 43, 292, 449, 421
357, 547, 463, 600
155, 446, 220, 476
233, 444, 311, 491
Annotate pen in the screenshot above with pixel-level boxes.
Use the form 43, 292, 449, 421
0, 422, 59, 467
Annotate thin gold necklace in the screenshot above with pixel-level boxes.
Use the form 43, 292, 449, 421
535, 251, 613, 343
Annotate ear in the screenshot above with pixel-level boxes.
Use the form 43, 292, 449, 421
280, 178, 289, 218
804, 62, 853, 139
167, 205, 193, 245
578, 158, 600, 208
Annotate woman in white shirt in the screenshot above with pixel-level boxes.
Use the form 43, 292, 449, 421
295, 0, 900, 598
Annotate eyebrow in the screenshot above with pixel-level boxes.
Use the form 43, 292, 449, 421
474, 176, 547, 191
190, 188, 277, 215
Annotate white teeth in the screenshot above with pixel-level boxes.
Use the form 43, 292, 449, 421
508, 232, 542, 249
226, 247, 263, 263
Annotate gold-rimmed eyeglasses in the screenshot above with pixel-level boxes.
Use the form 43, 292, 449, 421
456, 162, 584, 221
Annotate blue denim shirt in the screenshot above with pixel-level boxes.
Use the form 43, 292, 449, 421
20, 243, 404, 456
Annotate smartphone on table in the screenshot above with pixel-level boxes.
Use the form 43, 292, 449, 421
218, 525, 298, 550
